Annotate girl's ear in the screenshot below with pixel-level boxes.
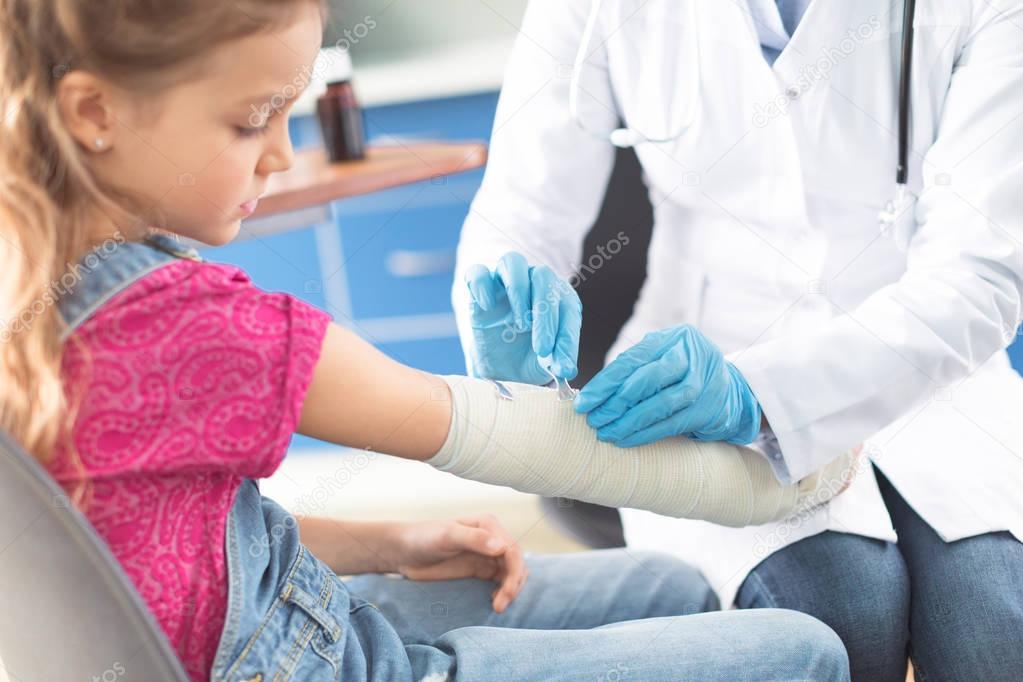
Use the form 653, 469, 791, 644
55, 70, 119, 153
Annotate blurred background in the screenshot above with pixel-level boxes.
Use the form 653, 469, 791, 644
197, 0, 1023, 557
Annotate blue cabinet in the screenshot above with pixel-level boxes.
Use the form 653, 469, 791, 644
199, 92, 498, 450
334, 171, 482, 321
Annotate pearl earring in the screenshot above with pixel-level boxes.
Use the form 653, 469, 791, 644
94, 138, 105, 149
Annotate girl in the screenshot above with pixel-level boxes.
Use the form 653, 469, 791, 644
0, 1, 855, 680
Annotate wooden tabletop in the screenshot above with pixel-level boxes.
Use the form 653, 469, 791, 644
250, 141, 488, 219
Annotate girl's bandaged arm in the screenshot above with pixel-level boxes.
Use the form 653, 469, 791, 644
425, 376, 858, 528
296, 323, 855, 527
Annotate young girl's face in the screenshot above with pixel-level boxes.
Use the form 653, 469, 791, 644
87, 3, 323, 246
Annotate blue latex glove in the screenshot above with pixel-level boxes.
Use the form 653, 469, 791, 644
573, 324, 762, 446
464, 252, 582, 384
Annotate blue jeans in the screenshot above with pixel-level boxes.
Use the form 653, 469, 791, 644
736, 465, 1023, 682
345, 549, 850, 681
213, 480, 849, 681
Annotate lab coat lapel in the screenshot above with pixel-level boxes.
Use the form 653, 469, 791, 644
771, 0, 898, 76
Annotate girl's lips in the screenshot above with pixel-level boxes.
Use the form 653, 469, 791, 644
239, 198, 259, 216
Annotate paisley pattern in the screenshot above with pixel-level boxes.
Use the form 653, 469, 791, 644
49, 260, 332, 682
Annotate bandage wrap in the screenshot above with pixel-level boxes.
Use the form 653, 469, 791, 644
426, 376, 856, 528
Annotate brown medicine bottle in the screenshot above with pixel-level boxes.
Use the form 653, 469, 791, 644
319, 49, 372, 162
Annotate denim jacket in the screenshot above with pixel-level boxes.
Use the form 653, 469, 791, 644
57, 234, 444, 682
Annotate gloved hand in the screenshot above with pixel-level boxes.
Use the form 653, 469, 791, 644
464, 252, 581, 385
573, 324, 762, 446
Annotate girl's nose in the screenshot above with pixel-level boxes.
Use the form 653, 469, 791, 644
258, 123, 295, 176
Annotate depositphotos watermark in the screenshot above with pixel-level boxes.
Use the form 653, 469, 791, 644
496, 231, 632, 344
752, 15, 882, 128
0, 231, 127, 343
247, 450, 377, 558
749, 444, 878, 559
567, 230, 631, 288
247, 15, 377, 128
597, 663, 631, 682
90, 661, 126, 682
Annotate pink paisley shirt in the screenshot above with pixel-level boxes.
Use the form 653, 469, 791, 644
49, 258, 332, 682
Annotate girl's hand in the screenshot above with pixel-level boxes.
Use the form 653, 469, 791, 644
394, 514, 527, 613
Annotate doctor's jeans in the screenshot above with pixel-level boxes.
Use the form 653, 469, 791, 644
736, 465, 1023, 682
344, 549, 851, 681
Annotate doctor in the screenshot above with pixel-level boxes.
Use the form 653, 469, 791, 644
454, 1, 1023, 680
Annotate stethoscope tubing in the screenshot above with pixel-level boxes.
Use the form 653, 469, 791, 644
897, 0, 916, 186
568, 0, 699, 146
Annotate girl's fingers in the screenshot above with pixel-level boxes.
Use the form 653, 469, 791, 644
490, 543, 527, 612
444, 522, 505, 557
403, 554, 499, 582
492, 559, 528, 612
449, 514, 527, 612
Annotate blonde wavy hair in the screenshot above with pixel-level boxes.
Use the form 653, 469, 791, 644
0, 0, 325, 502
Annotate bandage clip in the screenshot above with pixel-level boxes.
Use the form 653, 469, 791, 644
543, 364, 578, 402
488, 379, 515, 401
486, 370, 577, 402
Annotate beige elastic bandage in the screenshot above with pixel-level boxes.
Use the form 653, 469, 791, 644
425, 376, 857, 528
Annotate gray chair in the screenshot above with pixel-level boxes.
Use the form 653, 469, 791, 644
0, 428, 188, 682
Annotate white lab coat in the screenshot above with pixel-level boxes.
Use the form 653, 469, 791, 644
453, 0, 1023, 605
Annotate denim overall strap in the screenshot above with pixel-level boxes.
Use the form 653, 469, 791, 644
57, 233, 202, 341
212, 479, 426, 682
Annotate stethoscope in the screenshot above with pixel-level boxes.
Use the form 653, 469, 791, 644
568, 0, 700, 147
568, 0, 918, 248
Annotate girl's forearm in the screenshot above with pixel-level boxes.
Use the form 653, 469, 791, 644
297, 517, 402, 575
424, 376, 857, 527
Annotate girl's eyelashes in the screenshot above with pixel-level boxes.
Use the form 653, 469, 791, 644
235, 123, 270, 138
235, 105, 288, 139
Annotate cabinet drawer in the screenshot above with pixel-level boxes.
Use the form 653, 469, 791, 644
331, 169, 482, 320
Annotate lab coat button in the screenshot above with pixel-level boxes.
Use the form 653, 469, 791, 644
785, 86, 801, 100
807, 279, 827, 295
